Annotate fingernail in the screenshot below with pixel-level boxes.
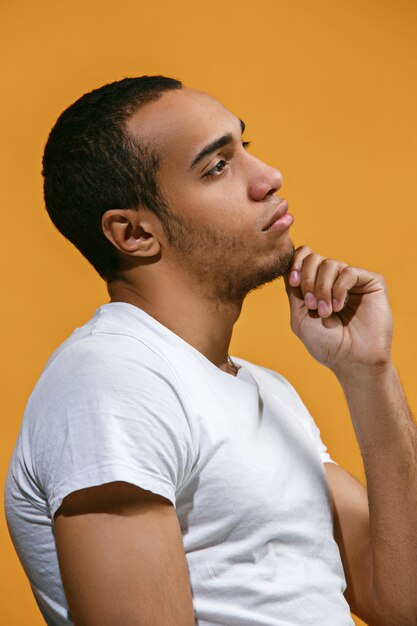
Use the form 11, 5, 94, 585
305, 292, 317, 309
290, 270, 300, 284
318, 300, 329, 316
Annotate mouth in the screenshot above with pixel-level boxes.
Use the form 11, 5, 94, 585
262, 200, 290, 232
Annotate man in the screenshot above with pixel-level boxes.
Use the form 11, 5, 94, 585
5, 76, 417, 626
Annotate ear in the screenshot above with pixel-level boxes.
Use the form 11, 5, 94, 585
102, 208, 161, 257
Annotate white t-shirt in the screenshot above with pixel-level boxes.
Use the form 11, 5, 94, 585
5, 302, 354, 625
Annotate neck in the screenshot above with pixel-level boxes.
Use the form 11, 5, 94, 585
107, 267, 243, 375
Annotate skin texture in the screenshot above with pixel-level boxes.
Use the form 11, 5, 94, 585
102, 88, 295, 374
55, 87, 417, 625
286, 247, 417, 624
55, 483, 196, 626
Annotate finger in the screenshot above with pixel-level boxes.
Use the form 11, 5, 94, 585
298, 253, 326, 309
287, 245, 313, 287
314, 259, 348, 317
331, 266, 377, 311
331, 267, 361, 312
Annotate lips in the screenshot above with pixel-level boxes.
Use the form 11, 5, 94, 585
262, 200, 289, 231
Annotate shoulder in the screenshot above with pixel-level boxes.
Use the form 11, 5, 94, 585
25, 313, 189, 439
39, 317, 178, 397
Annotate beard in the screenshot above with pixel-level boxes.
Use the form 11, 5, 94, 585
162, 209, 295, 304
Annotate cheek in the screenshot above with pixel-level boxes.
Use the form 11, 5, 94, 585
160, 170, 250, 229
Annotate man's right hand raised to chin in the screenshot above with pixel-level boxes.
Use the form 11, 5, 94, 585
284, 245, 417, 626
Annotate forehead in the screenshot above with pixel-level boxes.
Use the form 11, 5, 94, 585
126, 88, 241, 162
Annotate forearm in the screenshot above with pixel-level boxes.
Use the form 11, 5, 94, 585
337, 361, 417, 622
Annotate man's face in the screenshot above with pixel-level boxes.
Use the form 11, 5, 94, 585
127, 88, 295, 302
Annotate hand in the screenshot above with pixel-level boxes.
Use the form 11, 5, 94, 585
283, 246, 393, 376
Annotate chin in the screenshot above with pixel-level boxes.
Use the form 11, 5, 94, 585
276, 232, 295, 253
266, 245, 295, 282
231, 243, 296, 301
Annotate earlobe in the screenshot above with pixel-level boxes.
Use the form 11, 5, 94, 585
102, 209, 161, 257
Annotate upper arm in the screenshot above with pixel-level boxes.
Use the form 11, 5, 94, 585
325, 462, 385, 626
54, 481, 196, 626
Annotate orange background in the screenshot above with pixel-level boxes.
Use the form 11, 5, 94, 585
1, 1, 417, 624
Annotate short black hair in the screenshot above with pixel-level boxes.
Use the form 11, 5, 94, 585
42, 75, 183, 279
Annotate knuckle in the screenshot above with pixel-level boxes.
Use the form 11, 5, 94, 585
302, 252, 316, 265
292, 246, 313, 269
295, 245, 312, 254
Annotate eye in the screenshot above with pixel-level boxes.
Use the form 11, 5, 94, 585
204, 141, 252, 178
205, 159, 228, 177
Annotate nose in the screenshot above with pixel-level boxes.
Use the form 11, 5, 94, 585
247, 155, 283, 202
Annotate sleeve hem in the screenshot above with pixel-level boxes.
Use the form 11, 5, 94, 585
49, 463, 176, 518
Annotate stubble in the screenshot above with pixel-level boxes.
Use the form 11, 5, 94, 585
163, 210, 295, 304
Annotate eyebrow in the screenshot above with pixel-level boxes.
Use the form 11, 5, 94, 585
190, 118, 246, 169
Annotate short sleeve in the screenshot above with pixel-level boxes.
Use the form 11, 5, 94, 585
303, 419, 336, 465
30, 334, 196, 517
